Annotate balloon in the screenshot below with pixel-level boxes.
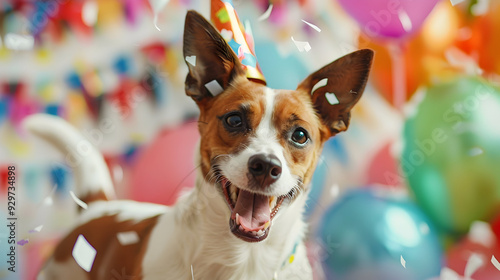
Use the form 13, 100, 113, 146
454, 1, 500, 76
338, 0, 439, 40
402, 77, 500, 234
446, 231, 500, 279
129, 121, 199, 205
365, 141, 401, 187
317, 189, 442, 280
359, 0, 461, 106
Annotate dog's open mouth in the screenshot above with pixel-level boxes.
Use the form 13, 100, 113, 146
220, 177, 286, 242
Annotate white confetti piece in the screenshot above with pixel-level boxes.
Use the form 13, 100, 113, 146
469, 147, 483, 157
398, 10, 413, 33
258, 4, 273, 21
325, 92, 340, 105
468, 220, 495, 248
117, 231, 140, 246
400, 255, 406, 268
72, 235, 96, 272
149, 0, 170, 31
30, 225, 44, 233
440, 267, 461, 280
291, 37, 311, 52
450, 0, 465, 6
492, 255, 500, 271
464, 253, 484, 278
205, 80, 224, 96
185, 56, 196, 67
301, 19, 321, 32
311, 78, 328, 95
70, 191, 88, 210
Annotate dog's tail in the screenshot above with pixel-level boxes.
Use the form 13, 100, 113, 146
23, 114, 116, 205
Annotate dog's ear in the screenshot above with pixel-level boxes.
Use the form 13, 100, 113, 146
183, 10, 245, 102
297, 49, 373, 138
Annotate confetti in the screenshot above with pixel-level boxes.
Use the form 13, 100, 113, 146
464, 253, 484, 278
325, 92, 340, 105
311, 78, 328, 95
191, 264, 195, 280
400, 255, 406, 268
205, 80, 224, 96
492, 255, 500, 271
17, 239, 29, 246
149, 0, 171, 30
468, 220, 495, 248
258, 4, 273, 21
117, 231, 140, 246
440, 267, 461, 280
29, 225, 44, 233
70, 191, 88, 210
398, 10, 413, 33
301, 19, 321, 32
72, 235, 97, 272
291, 37, 311, 52
185, 56, 196, 67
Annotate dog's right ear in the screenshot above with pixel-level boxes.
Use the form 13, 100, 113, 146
183, 10, 245, 102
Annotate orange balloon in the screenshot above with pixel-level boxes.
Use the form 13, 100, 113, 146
359, 1, 461, 106
455, 2, 500, 75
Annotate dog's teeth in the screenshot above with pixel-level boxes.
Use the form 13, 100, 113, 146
263, 221, 270, 230
257, 230, 264, 236
269, 196, 277, 210
231, 189, 237, 203
236, 213, 240, 225
239, 225, 244, 232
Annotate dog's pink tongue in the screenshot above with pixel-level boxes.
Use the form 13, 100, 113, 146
233, 189, 270, 231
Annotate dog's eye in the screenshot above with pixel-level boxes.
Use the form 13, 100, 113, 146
225, 114, 243, 128
291, 128, 309, 146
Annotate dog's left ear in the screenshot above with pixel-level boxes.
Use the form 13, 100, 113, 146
297, 49, 374, 138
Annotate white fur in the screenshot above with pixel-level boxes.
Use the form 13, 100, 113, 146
29, 110, 313, 279
220, 88, 298, 197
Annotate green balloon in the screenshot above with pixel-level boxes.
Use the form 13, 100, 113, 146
402, 77, 500, 234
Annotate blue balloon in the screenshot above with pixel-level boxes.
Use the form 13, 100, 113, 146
317, 189, 443, 280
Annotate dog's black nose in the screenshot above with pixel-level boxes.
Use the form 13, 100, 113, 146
248, 154, 282, 187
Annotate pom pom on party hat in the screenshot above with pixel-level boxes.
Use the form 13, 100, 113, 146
211, 0, 266, 85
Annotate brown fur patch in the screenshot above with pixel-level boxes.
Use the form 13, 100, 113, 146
50, 214, 160, 279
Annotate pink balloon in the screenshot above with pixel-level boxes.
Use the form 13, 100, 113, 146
365, 141, 402, 187
129, 121, 199, 205
337, 0, 439, 39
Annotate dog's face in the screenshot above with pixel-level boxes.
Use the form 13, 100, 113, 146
183, 11, 373, 242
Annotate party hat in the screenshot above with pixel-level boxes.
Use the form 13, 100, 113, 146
211, 0, 266, 85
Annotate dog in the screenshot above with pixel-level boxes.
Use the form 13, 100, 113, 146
27, 10, 373, 280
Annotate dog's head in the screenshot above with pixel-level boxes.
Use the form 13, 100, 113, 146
183, 11, 373, 242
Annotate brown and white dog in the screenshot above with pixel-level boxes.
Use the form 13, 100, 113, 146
27, 10, 373, 280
